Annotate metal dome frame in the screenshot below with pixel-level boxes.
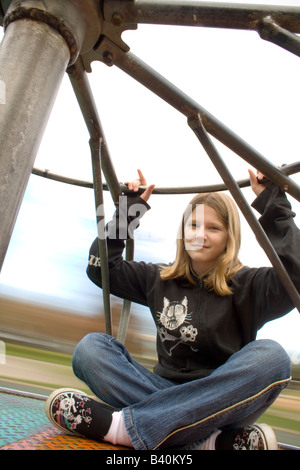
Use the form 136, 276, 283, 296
0, 1, 300, 341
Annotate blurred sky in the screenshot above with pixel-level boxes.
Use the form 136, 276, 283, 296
0, 0, 300, 353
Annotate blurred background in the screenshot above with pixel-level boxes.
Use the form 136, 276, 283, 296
0, 0, 299, 447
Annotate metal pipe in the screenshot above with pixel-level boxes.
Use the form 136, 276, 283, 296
68, 58, 122, 204
95, 37, 300, 202
90, 137, 113, 336
68, 57, 125, 337
69, 57, 139, 342
0, 0, 101, 272
31, 161, 300, 194
258, 17, 300, 58
188, 113, 300, 313
0, 19, 71, 271
106, 1, 300, 32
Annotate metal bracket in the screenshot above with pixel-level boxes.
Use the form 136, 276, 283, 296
80, 0, 137, 72
258, 16, 300, 58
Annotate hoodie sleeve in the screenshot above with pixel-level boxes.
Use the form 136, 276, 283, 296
241, 183, 300, 327
86, 194, 159, 306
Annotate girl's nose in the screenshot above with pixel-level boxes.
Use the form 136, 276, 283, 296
195, 227, 205, 241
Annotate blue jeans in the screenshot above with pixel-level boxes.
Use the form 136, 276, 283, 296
72, 333, 291, 450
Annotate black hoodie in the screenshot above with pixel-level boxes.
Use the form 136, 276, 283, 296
87, 184, 300, 383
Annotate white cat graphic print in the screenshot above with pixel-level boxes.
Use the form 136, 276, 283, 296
157, 296, 198, 356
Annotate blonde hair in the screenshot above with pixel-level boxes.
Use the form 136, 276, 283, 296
160, 192, 243, 296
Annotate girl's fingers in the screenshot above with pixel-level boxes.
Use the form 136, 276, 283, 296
137, 169, 147, 186
125, 170, 155, 201
140, 184, 155, 202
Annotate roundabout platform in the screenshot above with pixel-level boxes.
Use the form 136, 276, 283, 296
0, 386, 299, 451
0, 388, 127, 451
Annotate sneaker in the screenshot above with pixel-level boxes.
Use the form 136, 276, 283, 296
45, 387, 116, 441
216, 423, 278, 450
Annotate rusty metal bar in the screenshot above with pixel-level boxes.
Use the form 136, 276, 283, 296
32, 167, 94, 189
68, 59, 119, 336
188, 113, 300, 313
258, 17, 300, 58
32, 161, 300, 195
68, 57, 122, 204
93, 37, 300, 202
90, 137, 113, 336
105, 1, 300, 32
68, 56, 135, 339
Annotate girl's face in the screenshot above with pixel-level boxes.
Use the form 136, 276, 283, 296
184, 204, 228, 276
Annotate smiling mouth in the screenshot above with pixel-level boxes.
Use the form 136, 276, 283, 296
189, 244, 209, 250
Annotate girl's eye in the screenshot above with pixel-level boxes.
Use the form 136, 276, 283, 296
187, 223, 198, 230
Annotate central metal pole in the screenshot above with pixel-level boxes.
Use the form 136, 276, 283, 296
0, 0, 102, 271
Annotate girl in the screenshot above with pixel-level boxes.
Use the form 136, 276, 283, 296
45, 169, 299, 450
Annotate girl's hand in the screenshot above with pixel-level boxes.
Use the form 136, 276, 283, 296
125, 169, 155, 202
248, 168, 269, 197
